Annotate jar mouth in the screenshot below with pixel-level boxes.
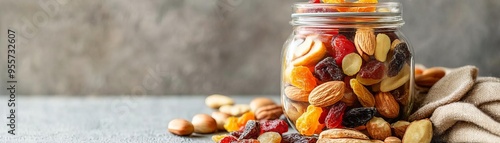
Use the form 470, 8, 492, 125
291, 2, 404, 28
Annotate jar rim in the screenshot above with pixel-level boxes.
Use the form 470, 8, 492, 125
291, 2, 404, 28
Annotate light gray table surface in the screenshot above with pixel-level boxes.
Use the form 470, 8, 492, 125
0, 95, 288, 143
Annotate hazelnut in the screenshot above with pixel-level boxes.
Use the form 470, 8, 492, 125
168, 119, 194, 136
192, 114, 217, 134
366, 117, 392, 140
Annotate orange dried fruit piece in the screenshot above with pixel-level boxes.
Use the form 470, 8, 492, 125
223, 112, 256, 132
290, 66, 318, 92
296, 105, 323, 136
224, 117, 240, 132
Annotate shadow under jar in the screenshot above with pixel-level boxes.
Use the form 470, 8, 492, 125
281, 2, 415, 136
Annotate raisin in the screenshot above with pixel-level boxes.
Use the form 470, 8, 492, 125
219, 135, 238, 143
282, 133, 318, 143
259, 120, 289, 134
342, 107, 376, 128
331, 35, 356, 65
314, 57, 345, 82
239, 120, 261, 140
388, 42, 410, 77
358, 60, 385, 79
325, 102, 346, 129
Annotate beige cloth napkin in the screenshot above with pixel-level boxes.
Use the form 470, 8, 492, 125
408, 66, 500, 142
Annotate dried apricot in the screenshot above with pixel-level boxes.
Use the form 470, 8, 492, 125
296, 105, 323, 136
290, 66, 318, 92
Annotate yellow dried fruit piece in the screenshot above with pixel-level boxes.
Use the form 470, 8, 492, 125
342, 53, 363, 76
380, 64, 410, 92
322, 0, 345, 3
296, 105, 323, 136
375, 33, 391, 62
350, 79, 375, 107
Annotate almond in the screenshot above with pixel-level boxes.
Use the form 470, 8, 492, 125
402, 119, 433, 143
391, 121, 410, 138
375, 33, 391, 62
375, 92, 400, 118
350, 79, 375, 107
355, 28, 376, 56
309, 81, 345, 107
319, 128, 370, 140
366, 117, 392, 140
293, 39, 327, 66
285, 86, 310, 102
205, 94, 234, 109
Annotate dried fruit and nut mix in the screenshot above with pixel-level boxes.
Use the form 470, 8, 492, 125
282, 0, 417, 139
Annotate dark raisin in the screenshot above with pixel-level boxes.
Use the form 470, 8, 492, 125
281, 133, 318, 143
314, 57, 345, 82
388, 43, 411, 77
342, 107, 376, 128
238, 120, 260, 140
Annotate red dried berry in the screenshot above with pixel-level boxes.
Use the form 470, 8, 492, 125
358, 60, 386, 79
318, 106, 331, 124
259, 119, 289, 134
309, 0, 321, 3
237, 139, 259, 143
325, 102, 346, 129
219, 135, 238, 143
239, 120, 260, 140
331, 35, 356, 65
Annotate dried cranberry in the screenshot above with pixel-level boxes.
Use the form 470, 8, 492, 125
309, 0, 321, 3
259, 119, 288, 134
325, 102, 346, 129
219, 135, 238, 143
281, 133, 318, 143
331, 35, 356, 65
358, 60, 385, 79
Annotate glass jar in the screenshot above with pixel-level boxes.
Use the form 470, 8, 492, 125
281, 2, 415, 136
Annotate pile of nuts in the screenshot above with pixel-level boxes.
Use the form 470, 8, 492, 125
167, 94, 289, 143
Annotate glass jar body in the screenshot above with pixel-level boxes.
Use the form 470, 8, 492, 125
281, 26, 415, 136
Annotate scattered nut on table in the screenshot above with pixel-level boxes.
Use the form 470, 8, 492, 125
168, 119, 194, 136
255, 104, 283, 120
205, 94, 234, 109
402, 119, 433, 143
366, 117, 392, 140
191, 114, 217, 134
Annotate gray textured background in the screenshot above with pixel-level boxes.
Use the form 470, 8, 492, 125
0, 0, 499, 95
